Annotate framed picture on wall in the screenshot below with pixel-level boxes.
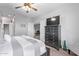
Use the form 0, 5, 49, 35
21, 24, 26, 27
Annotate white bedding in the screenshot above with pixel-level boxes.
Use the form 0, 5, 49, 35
21, 35, 46, 55
0, 35, 46, 56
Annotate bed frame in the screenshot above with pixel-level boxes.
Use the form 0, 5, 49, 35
41, 47, 50, 56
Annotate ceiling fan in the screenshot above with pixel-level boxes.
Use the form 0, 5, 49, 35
15, 3, 38, 13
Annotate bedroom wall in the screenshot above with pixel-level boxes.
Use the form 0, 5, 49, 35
39, 4, 79, 55
14, 15, 36, 37
14, 14, 31, 36
15, 18, 35, 37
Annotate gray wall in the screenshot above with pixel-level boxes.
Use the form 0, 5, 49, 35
14, 14, 28, 36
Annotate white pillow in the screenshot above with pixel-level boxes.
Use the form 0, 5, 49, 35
4, 34, 11, 43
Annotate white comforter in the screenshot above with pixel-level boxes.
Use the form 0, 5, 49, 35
0, 35, 46, 56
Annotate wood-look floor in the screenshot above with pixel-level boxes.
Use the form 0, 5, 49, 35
46, 46, 74, 56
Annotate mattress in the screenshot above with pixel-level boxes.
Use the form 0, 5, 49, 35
0, 35, 46, 56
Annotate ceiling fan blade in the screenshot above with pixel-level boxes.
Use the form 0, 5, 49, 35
31, 7, 38, 11
15, 6, 22, 9
27, 5, 37, 11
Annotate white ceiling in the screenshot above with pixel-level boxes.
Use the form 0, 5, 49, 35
0, 3, 64, 20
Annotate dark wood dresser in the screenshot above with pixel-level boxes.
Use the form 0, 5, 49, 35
45, 16, 60, 50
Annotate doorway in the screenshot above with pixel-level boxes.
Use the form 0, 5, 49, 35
4, 24, 9, 34
34, 24, 40, 39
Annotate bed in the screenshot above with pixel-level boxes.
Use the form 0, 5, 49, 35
0, 35, 46, 56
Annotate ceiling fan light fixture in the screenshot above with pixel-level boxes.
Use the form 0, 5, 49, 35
15, 3, 38, 13
22, 6, 31, 12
